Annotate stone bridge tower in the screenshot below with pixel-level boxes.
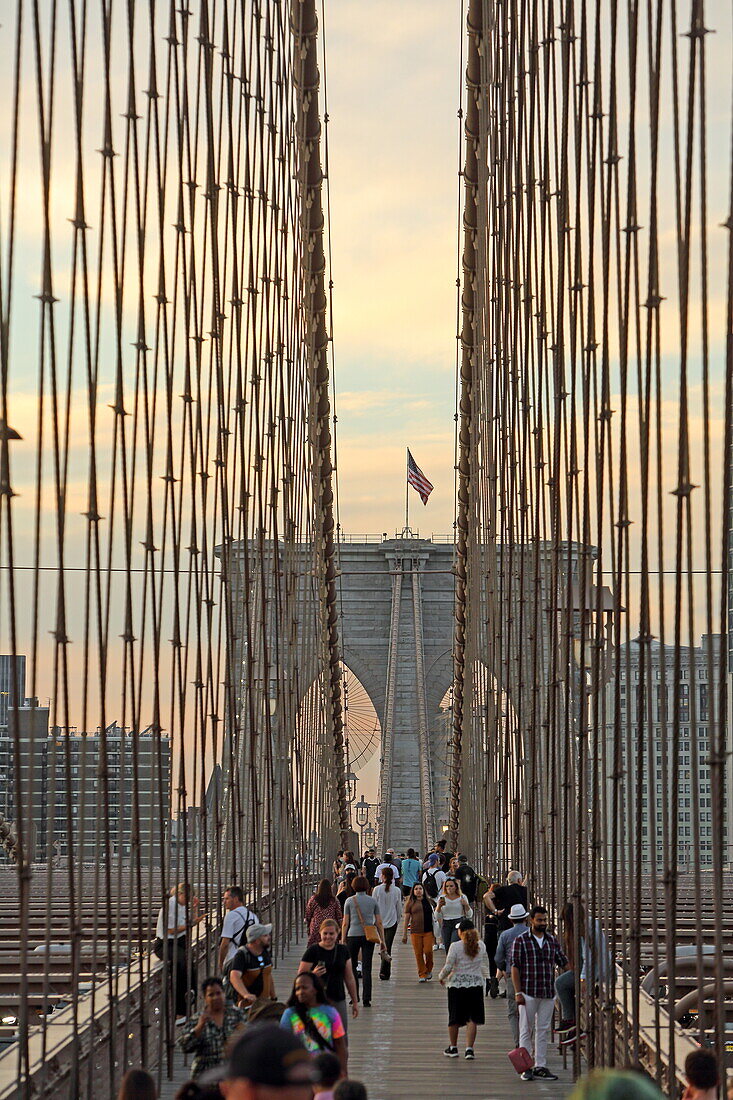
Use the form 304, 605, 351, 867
336, 535, 455, 853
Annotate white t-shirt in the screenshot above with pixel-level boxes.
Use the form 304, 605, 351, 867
372, 883, 404, 929
375, 861, 400, 883
156, 896, 187, 940
438, 894, 469, 921
220, 905, 258, 965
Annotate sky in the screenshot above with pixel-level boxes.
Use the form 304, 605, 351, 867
1, 0, 732, 816
321, 2, 463, 539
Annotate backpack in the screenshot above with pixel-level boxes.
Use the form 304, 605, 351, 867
221, 911, 256, 999
223, 945, 268, 1003
230, 909, 256, 950
457, 865, 478, 900
422, 869, 439, 899
475, 874, 491, 908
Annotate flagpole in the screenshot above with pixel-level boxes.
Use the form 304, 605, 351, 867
405, 448, 409, 534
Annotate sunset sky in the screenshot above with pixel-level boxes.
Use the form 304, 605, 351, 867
320, 3, 463, 538
1, 0, 732, 812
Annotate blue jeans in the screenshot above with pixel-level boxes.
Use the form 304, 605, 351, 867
555, 968, 576, 1021
442, 918, 460, 953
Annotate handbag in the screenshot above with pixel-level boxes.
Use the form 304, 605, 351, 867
352, 895, 381, 944
508, 1046, 534, 1074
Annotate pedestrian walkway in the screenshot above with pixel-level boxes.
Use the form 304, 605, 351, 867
161, 936, 573, 1099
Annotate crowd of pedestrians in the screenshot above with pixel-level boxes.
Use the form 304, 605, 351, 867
116, 844, 728, 1099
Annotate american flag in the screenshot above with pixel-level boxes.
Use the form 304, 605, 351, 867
407, 450, 434, 505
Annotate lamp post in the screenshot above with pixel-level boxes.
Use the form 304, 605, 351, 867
363, 822, 376, 850
355, 795, 378, 853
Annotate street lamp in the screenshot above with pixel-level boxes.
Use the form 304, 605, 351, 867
346, 772, 358, 803
355, 795, 369, 828
364, 822, 376, 850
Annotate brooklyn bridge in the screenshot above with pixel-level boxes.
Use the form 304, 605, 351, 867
0, 0, 731, 1097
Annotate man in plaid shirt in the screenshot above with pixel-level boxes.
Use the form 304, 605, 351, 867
509, 905, 569, 1081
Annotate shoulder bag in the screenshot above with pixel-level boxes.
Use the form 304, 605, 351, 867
352, 895, 381, 944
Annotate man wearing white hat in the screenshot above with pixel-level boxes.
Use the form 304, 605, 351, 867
493, 903, 529, 1047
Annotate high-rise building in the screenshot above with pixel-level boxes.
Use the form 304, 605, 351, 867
0, 700, 49, 861
606, 634, 729, 870
0, 712, 171, 864
0, 654, 26, 729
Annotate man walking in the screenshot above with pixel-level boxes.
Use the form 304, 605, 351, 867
421, 854, 446, 906
486, 869, 529, 932
361, 849, 379, 890
219, 886, 258, 972
374, 852, 401, 886
494, 903, 529, 1047
454, 855, 478, 905
509, 905, 568, 1081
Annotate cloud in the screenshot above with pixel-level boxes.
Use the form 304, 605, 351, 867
337, 390, 394, 413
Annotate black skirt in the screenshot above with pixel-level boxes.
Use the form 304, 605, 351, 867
447, 984, 485, 1027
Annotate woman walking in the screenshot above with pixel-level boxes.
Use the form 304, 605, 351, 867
154, 882, 199, 1024
482, 886, 501, 997
402, 882, 435, 981
280, 972, 348, 1074
299, 918, 359, 1034
305, 881, 343, 947
436, 878, 471, 952
439, 919, 490, 1060
335, 868, 357, 908
372, 867, 402, 981
341, 876, 386, 1008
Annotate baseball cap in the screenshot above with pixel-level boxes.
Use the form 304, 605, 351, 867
223, 1024, 315, 1085
246, 922, 273, 943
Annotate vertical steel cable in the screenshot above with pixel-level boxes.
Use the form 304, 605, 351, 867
452, 0, 485, 852
458, 0, 731, 1089
0, 1, 345, 1094
290, 0, 349, 847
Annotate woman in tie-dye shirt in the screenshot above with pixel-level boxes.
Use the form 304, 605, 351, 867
280, 972, 347, 1075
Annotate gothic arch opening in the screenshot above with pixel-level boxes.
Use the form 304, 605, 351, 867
341, 662, 381, 772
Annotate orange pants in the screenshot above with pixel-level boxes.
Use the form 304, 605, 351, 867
411, 932, 435, 978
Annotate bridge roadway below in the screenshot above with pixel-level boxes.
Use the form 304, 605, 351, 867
161, 935, 573, 1099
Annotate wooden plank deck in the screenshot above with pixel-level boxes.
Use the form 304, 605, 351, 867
160, 936, 574, 1099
